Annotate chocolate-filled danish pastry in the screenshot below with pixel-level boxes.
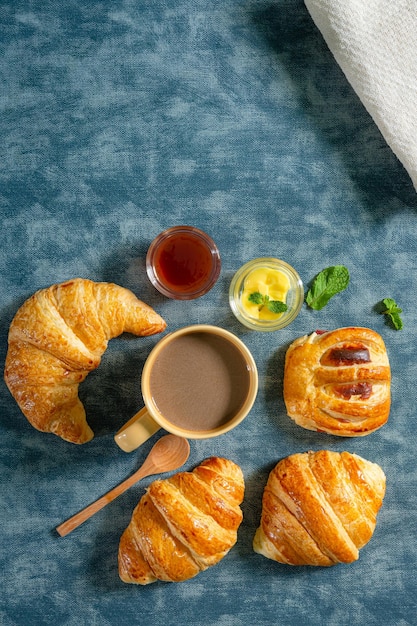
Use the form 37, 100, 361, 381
283, 327, 391, 436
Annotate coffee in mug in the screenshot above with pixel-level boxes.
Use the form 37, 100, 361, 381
114, 325, 258, 452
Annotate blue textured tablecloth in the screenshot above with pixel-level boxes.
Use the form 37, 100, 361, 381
1, 1, 416, 625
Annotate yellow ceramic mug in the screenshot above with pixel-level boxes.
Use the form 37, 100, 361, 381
114, 325, 258, 452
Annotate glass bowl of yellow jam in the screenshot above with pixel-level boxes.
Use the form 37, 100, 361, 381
229, 258, 304, 331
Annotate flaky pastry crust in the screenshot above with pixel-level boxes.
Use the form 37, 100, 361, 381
4, 278, 166, 444
283, 327, 391, 436
118, 457, 245, 584
253, 450, 385, 566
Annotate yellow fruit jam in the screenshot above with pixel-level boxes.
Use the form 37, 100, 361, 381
241, 267, 290, 320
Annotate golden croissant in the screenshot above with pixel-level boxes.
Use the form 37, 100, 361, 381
4, 278, 166, 444
283, 327, 391, 436
253, 450, 385, 566
118, 457, 245, 584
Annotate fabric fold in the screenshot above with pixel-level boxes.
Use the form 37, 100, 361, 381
304, 0, 417, 190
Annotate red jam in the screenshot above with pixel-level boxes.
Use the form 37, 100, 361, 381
322, 344, 371, 366
146, 226, 221, 299
155, 234, 213, 291
333, 382, 372, 399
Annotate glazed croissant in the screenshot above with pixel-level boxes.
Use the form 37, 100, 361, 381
118, 457, 245, 584
283, 327, 391, 436
4, 278, 166, 444
253, 450, 385, 566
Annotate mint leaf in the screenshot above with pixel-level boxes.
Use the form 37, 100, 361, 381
305, 265, 350, 310
248, 292, 265, 305
267, 299, 288, 314
381, 297, 403, 330
248, 292, 288, 314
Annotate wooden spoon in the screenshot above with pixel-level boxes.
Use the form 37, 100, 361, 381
56, 434, 190, 537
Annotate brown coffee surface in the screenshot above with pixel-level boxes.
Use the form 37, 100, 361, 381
149, 332, 251, 431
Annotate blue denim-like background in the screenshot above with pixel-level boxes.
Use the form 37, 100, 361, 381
1, 1, 416, 625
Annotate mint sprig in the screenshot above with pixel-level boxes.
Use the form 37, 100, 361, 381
305, 265, 350, 310
380, 298, 403, 330
248, 292, 288, 314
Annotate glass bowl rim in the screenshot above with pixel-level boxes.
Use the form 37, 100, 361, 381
229, 257, 304, 331
146, 225, 221, 300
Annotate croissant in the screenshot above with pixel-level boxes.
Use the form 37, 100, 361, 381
4, 278, 166, 444
253, 450, 385, 566
283, 327, 391, 436
118, 457, 245, 584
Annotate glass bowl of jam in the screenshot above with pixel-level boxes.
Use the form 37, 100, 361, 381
229, 257, 304, 331
146, 226, 221, 300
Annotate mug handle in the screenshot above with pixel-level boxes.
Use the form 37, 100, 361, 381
114, 406, 161, 452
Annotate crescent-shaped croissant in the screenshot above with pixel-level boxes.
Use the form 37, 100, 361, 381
118, 457, 245, 584
283, 327, 391, 436
4, 278, 166, 444
253, 450, 385, 566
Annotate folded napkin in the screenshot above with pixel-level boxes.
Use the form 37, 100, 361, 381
304, 0, 417, 190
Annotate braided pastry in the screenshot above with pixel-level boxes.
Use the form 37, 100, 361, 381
253, 450, 385, 566
119, 457, 244, 584
283, 327, 391, 436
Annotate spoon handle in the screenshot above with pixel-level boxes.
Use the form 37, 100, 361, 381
56, 465, 153, 537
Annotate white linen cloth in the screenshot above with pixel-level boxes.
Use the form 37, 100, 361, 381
304, 0, 417, 190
